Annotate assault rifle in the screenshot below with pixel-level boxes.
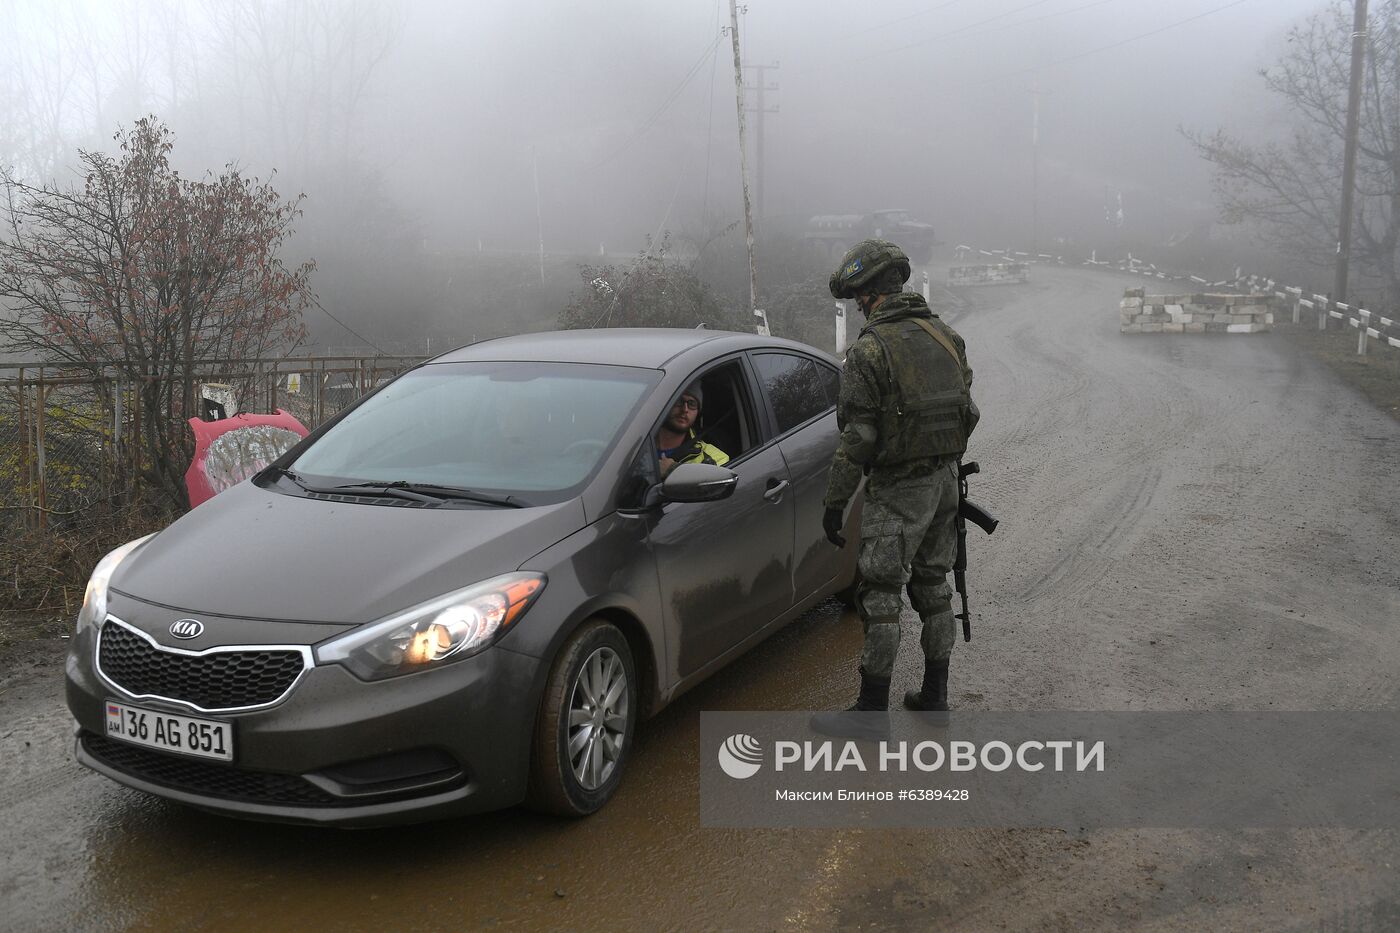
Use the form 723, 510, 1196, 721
956, 461, 998, 642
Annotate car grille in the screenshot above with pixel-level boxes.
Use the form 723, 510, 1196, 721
81, 733, 339, 807
98, 621, 307, 711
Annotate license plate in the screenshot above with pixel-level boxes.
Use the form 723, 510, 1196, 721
105, 701, 233, 761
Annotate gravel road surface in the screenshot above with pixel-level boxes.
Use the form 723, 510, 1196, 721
2, 264, 1397, 931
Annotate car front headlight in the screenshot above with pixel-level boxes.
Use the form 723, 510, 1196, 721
314, 572, 546, 681
76, 534, 157, 633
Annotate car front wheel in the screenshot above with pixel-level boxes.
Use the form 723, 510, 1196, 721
526, 620, 637, 816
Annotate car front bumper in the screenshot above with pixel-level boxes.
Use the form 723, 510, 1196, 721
65, 621, 544, 827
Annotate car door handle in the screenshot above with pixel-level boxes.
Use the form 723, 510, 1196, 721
763, 479, 790, 503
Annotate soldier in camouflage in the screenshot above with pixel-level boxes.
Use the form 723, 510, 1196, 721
811, 239, 979, 739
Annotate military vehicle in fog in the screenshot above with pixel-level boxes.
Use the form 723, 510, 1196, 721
804, 209, 939, 263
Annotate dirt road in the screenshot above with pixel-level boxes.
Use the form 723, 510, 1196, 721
2, 265, 1397, 931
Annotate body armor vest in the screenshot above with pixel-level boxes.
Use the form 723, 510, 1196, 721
862, 316, 971, 464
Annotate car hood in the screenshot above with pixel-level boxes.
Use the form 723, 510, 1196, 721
111, 481, 586, 624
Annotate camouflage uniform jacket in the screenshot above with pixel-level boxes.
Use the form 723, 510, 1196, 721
823, 291, 976, 512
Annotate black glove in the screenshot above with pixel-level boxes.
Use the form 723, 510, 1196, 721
822, 507, 846, 548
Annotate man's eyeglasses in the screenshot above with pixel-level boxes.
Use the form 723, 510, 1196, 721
673, 398, 700, 411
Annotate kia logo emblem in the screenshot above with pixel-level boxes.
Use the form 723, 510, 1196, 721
169, 619, 204, 639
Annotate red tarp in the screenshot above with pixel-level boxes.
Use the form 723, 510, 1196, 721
185, 409, 309, 507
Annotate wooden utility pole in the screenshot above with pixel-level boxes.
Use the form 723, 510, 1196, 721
1030, 77, 1041, 255
1335, 0, 1369, 303
728, 0, 759, 325
532, 148, 546, 284
745, 62, 779, 225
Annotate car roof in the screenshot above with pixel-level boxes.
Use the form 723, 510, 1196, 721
428, 328, 834, 370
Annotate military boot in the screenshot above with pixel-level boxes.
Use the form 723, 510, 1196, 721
904, 659, 950, 723
809, 669, 891, 740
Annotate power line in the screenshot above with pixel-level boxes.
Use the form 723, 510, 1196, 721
308, 294, 389, 355
702, 0, 723, 221
957, 0, 1256, 89
633, 34, 723, 138
854, 0, 967, 37
956, 0, 1123, 43
788, 0, 1122, 80
874, 0, 1059, 59
587, 32, 723, 173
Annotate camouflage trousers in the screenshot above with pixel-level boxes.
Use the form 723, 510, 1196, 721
855, 458, 960, 679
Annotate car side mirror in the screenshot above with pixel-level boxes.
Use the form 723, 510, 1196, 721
659, 462, 737, 503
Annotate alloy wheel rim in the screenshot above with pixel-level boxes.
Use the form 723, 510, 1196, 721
567, 646, 629, 790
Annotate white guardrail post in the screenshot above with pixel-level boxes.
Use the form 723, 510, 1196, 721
961, 241, 1400, 357
1386, 314, 1400, 350
1357, 309, 1371, 354
753, 308, 771, 337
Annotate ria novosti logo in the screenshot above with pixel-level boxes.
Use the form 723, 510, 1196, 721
717, 733, 764, 779
716, 733, 1106, 779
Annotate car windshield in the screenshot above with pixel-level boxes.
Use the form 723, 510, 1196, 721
289, 360, 658, 503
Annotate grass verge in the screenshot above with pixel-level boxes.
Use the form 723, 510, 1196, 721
1274, 323, 1400, 422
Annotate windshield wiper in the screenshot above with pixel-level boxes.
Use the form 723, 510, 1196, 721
332, 480, 527, 508
269, 468, 428, 502
266, 466, 311, 491
292, 479, 436, 504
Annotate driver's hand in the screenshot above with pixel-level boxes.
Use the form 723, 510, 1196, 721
659, 456, 675, 477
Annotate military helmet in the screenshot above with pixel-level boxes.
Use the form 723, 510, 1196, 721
828, 238, 911, 299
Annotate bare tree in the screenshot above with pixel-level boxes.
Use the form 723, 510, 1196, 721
0, 117, 312, 508
0, 2, 80, 180
1187, 1, 1400, 303
0, 0, 198, 180
199, 0, 403, 175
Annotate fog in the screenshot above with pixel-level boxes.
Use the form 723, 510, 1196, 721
0, 0, 1328, 346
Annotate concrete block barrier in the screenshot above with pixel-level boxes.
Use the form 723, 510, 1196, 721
949, 263, 1029, 287
960, 243, 1400, 356
1120, 288, 1274, 335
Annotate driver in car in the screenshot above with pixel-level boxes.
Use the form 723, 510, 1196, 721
656, 382, 728, 478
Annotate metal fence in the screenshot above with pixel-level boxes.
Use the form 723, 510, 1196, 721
0, 355, 425, 531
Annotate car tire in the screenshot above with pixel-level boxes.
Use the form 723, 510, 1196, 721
526, 620, 637, 817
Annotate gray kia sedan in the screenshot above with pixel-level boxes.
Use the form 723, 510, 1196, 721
65, 328, 859, 825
